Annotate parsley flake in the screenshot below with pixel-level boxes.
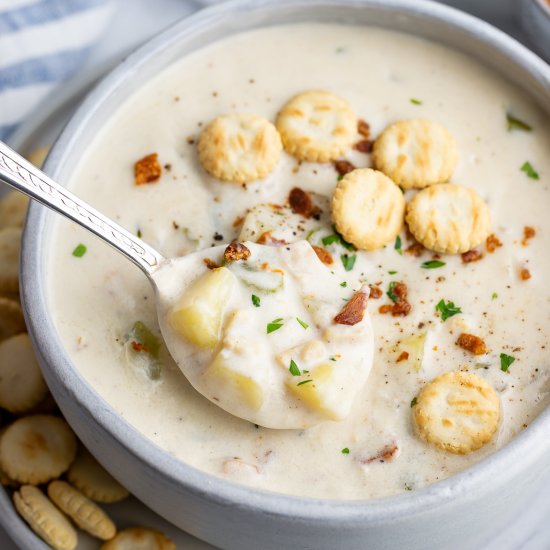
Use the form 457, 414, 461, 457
410, 98, 423, 105
500, 353, 515, 372
491, 292, 498, 300
421, 260, 446, 269
251, 294, 261, 307
341, 447, 350, 454
394, 235, 403, 255
72, 244, 87, 258
341, 254, 357, 271
137, 229, 142, 238
289, 359, 301, 376
322, 234, 339, 246
435, 299, 462, 321
506, 113, 532, 132
267, 318, 284, 334
387, 281, 399, 302
340, 281, 347, 287
520, 161, 540, 180
410, 397, 418, 408
329, 356, 338, 362
297, 379, 313, 386
337, 174, 344, 181
296, 317, 309, 330
388, 270, 398, 275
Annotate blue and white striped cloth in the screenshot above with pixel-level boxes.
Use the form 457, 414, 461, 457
0, 0, 114, 139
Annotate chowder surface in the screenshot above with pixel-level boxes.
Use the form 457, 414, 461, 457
48, 23, 550, 499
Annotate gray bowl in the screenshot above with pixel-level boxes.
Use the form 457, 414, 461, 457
21, 1, 550, 549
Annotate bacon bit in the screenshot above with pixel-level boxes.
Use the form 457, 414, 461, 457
368, 285, 383, 299
232, 216, 245, 228
257, 231, 287, 246
334, 290, 369, 326
396, 351, 409, 363
379, 282, 412, 317
203, 258, 219, 270
131, 341, 147, 353
357, 119, 371, 138
223, 242, 251, 262
405, 242, 424, 257
520, 267, 531, 281
312, 245, 333, 265
134, 153, 162, 185
363, 443, 399, 464
186, 136, 195, 145
461, 249, 483, 263
354, 139, 372, 154
456, 333, 487, 355
288, 187, 320, 218
333, 159, 356, 177
486, 234, 502, 253
522, 226, 536, 246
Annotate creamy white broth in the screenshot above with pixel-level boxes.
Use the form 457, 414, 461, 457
48, 24, 550, 499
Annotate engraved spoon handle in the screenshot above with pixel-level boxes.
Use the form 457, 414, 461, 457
0, 141, 165, 276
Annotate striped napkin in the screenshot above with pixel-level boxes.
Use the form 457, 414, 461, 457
0, 0, 114, 140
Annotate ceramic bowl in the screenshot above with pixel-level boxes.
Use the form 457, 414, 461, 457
519, 0, 550, 63
21, 1, 550, 549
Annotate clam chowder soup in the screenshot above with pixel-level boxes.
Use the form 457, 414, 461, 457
48, 24, 550, 499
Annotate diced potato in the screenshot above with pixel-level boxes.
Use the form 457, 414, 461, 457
204, 354, 264, 411
394, 333, 426, 371
285, 363, 342, 420
169, 267, 236, 348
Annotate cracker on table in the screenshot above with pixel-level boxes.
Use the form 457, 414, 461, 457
372, 118, 457, 189
0, 192, 29, 230
0, 414, 77, 484
48, 480, 117, 540
100, 527, 176, 550
67, 448, 129, 503
405, 183, 491, 254
412, 371, 500, 454
0, 227, 21, 293
276, 90, 357, 162
13, 485, 78, 550
332, 168, 405, 250
0, 296, 25, 342
198, 113, 282, 183
0, 333, 49, 413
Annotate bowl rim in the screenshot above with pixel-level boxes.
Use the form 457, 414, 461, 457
21, 0, 550, 526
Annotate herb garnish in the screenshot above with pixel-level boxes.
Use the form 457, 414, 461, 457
337, 174, 344, 181
491, 292, 498, 300
322, 226, 356, 251
137, 229, 142, 238
72, 244, 87, 257
340, 281, 347, 287
500, 353, 515, 372
421, 260, 446, 269
520, 161, 540, 180
388, 270, 397, 275
267, 318, 284, 334
322, 234, 339, 246
297, 379, 313, 386
341, 447, 350, 454
387, 281, 399, 302
329, 356, 338, 362
506, 113, 532, 132
251, 294, 261, 307
435, 299, 462, 321
341, 254, 357, 271
394, 235, 403, 255
289, 359, 301, 376
410, 98, 423, 105
296, 317, 309, 330
410, 397, 418, 408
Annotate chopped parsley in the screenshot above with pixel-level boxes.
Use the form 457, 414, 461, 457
267, 318, 284, 334
520, 161, 540, 180
137, 229, 142, 238
410, 397, 418, 408
251, 294, 261, 307
296, 317, 309, 330
435, 299, 462, 321
410, 98, 423, 105
297, 379, 313, 386
72, 244, 87, 257
500, 353, 516, 372
388, 270, 398, 275
289, 359, 301, 376
340, 281, 347, 287
322, 234, 340, 246
421, 260, 446, 269
394, 235, 403, 255
387, 281, 399, 302
341, 254, 357, 271
491, 292, 498, 300
341, 447, 350, 454
506, 113, 532, 132
329, 356, 338, 362
337, 174, 344, 181
322, 226, 356, 251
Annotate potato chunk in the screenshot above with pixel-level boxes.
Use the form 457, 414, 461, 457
204, 353, 264, 411
169, 267, 236, 348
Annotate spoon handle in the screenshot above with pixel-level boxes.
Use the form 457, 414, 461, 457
0, 141, 165, 276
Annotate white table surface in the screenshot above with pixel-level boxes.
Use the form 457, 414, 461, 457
2, 0, 549, 548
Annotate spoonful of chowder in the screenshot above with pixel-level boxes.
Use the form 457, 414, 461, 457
0, 142, 374, 429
